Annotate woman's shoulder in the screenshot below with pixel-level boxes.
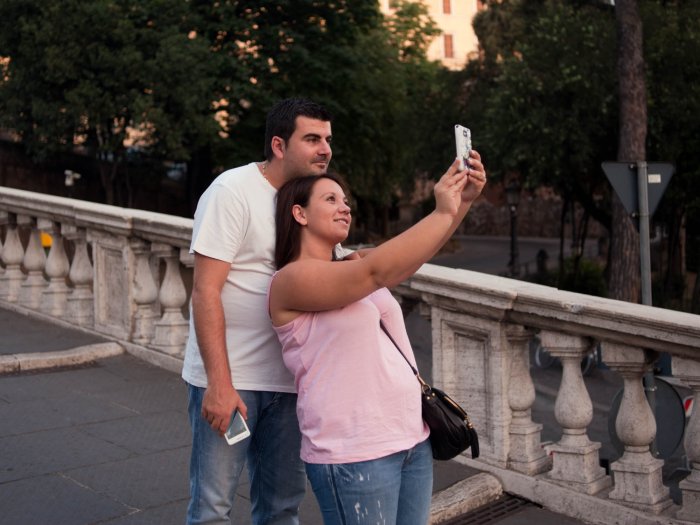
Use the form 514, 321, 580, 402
277, 257, 351, 277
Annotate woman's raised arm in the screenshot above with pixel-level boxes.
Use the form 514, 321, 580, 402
270, 155, 486, 324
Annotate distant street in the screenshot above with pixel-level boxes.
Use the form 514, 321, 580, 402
429, 234, 599, 276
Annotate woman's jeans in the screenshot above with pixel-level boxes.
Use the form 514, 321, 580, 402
305, 439, 433, 525
186, 385, 306, 525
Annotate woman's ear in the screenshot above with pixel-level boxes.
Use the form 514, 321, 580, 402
292, 204, 307, 225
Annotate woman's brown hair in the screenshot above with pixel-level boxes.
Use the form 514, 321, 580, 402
274, 173, 346, 269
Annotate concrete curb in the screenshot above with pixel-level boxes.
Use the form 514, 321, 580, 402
0, 342, 124, 374
430, 472, 503, 524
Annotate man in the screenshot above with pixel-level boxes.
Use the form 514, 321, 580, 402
182, 98, 333, 525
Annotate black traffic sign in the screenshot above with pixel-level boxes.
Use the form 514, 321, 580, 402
602, 161, 674, 217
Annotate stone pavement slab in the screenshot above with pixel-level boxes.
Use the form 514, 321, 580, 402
0, 300, 595, 525
0, 353, 486, 525
1, 474, 131, 524
0, 307, 106, 355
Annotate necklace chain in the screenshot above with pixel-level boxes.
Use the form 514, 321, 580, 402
260, 161, 270, 182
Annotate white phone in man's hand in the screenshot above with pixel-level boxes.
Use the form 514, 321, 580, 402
224, 410, 251, 445
454, 124, 472, 171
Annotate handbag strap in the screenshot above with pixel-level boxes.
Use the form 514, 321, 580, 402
379, 321, 430, 392
381, 321, 475, 429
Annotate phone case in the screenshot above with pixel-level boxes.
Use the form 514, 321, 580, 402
454, 125, 472, 171
224, 410, 251, 445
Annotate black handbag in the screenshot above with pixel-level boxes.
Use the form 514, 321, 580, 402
380, 321, 479, 460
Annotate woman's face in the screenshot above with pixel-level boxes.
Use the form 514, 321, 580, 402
298, 178, 352, 243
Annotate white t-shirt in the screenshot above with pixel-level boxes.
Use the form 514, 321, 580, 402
181, 162, 296, 392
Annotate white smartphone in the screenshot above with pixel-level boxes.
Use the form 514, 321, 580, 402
454, 124, 472, 171
224, 410, 251, 445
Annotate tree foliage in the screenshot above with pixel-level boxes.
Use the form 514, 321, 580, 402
1, 0, 451, 227
188, 0, 450, 235
0, 0, 221, 205
471, 0, 617, 217
467, 0, 699, 306
643, 0, 700, 309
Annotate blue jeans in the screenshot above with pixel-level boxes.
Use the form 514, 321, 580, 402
186, 385, 306, 525
305, 439, 433, 525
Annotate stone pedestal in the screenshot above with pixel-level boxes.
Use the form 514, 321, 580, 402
0, 220, 25, 302
39, 220, 70, 317
541, 331, 610, 494
673, 357, 700, 522
132, 240, 159, 345
18, 218, 47, 309
507, 325, 551, 475
609, 449, 671, 513
64, 226, 94, 327
88, 230, 137, 340
151, 244, 188, 357
603, 342, 672, 513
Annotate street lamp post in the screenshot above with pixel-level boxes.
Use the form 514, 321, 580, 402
505, 181, 521, 277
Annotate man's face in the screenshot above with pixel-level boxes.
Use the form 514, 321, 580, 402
279, 116, 332, 179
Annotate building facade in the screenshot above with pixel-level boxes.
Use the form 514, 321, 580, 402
379, 0, 484, 69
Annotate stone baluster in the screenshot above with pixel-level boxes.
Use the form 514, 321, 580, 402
150, 243, 189, 356
540, 331, 610, 494
507, 325, 551, 474
39, 219, 71, 317
0, 214, 26, 302
18, 215, 47, 309
602, 342, 672, 513
131, 240, 159, 345
672, 356, 700, 521
63, 225, 94, 327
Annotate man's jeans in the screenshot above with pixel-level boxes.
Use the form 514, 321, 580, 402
305, 439, 433, 525
186, 385, 306, 525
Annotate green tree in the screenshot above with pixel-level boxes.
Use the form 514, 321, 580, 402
0, 0, 456, 238
469, 0, 699, 307
643, 0, 700, 310
0, 0, 222, 205
610, 0, 646, 303
193, 0, 447, 236
470, 0, 617, 280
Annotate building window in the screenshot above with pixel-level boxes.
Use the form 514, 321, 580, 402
444, 34, 454, 59
443, 0, 451, 14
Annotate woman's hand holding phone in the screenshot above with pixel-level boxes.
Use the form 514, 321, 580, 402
461, 150, 487, 204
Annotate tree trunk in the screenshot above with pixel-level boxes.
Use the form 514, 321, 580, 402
609, 0, 646, 302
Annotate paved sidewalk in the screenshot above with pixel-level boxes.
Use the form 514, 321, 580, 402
0, 305, 591, 524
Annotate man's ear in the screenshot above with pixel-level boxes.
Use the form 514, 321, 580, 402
292, 204, 307, 225
271, 136, 286, 160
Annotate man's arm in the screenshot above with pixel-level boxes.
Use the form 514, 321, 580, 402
192, 253, 247, 435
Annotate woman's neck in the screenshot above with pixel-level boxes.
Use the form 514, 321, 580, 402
297, 237, 335, 262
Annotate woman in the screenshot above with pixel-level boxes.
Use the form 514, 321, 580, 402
269, 154, 486, 525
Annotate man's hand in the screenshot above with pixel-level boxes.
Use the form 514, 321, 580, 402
201, 382, 248, 436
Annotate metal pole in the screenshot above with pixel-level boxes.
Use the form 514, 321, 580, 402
637, 161, 652, 306
637, 161, 661, 455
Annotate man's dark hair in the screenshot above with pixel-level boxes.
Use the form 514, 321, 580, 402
264, 98, 332, 160
274, 173, 347, 269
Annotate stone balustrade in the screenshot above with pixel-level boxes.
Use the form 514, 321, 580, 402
1, 187, 699, 524
0, 187, 192, 371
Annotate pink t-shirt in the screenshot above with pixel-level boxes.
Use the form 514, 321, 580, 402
272, 287, 429, 464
